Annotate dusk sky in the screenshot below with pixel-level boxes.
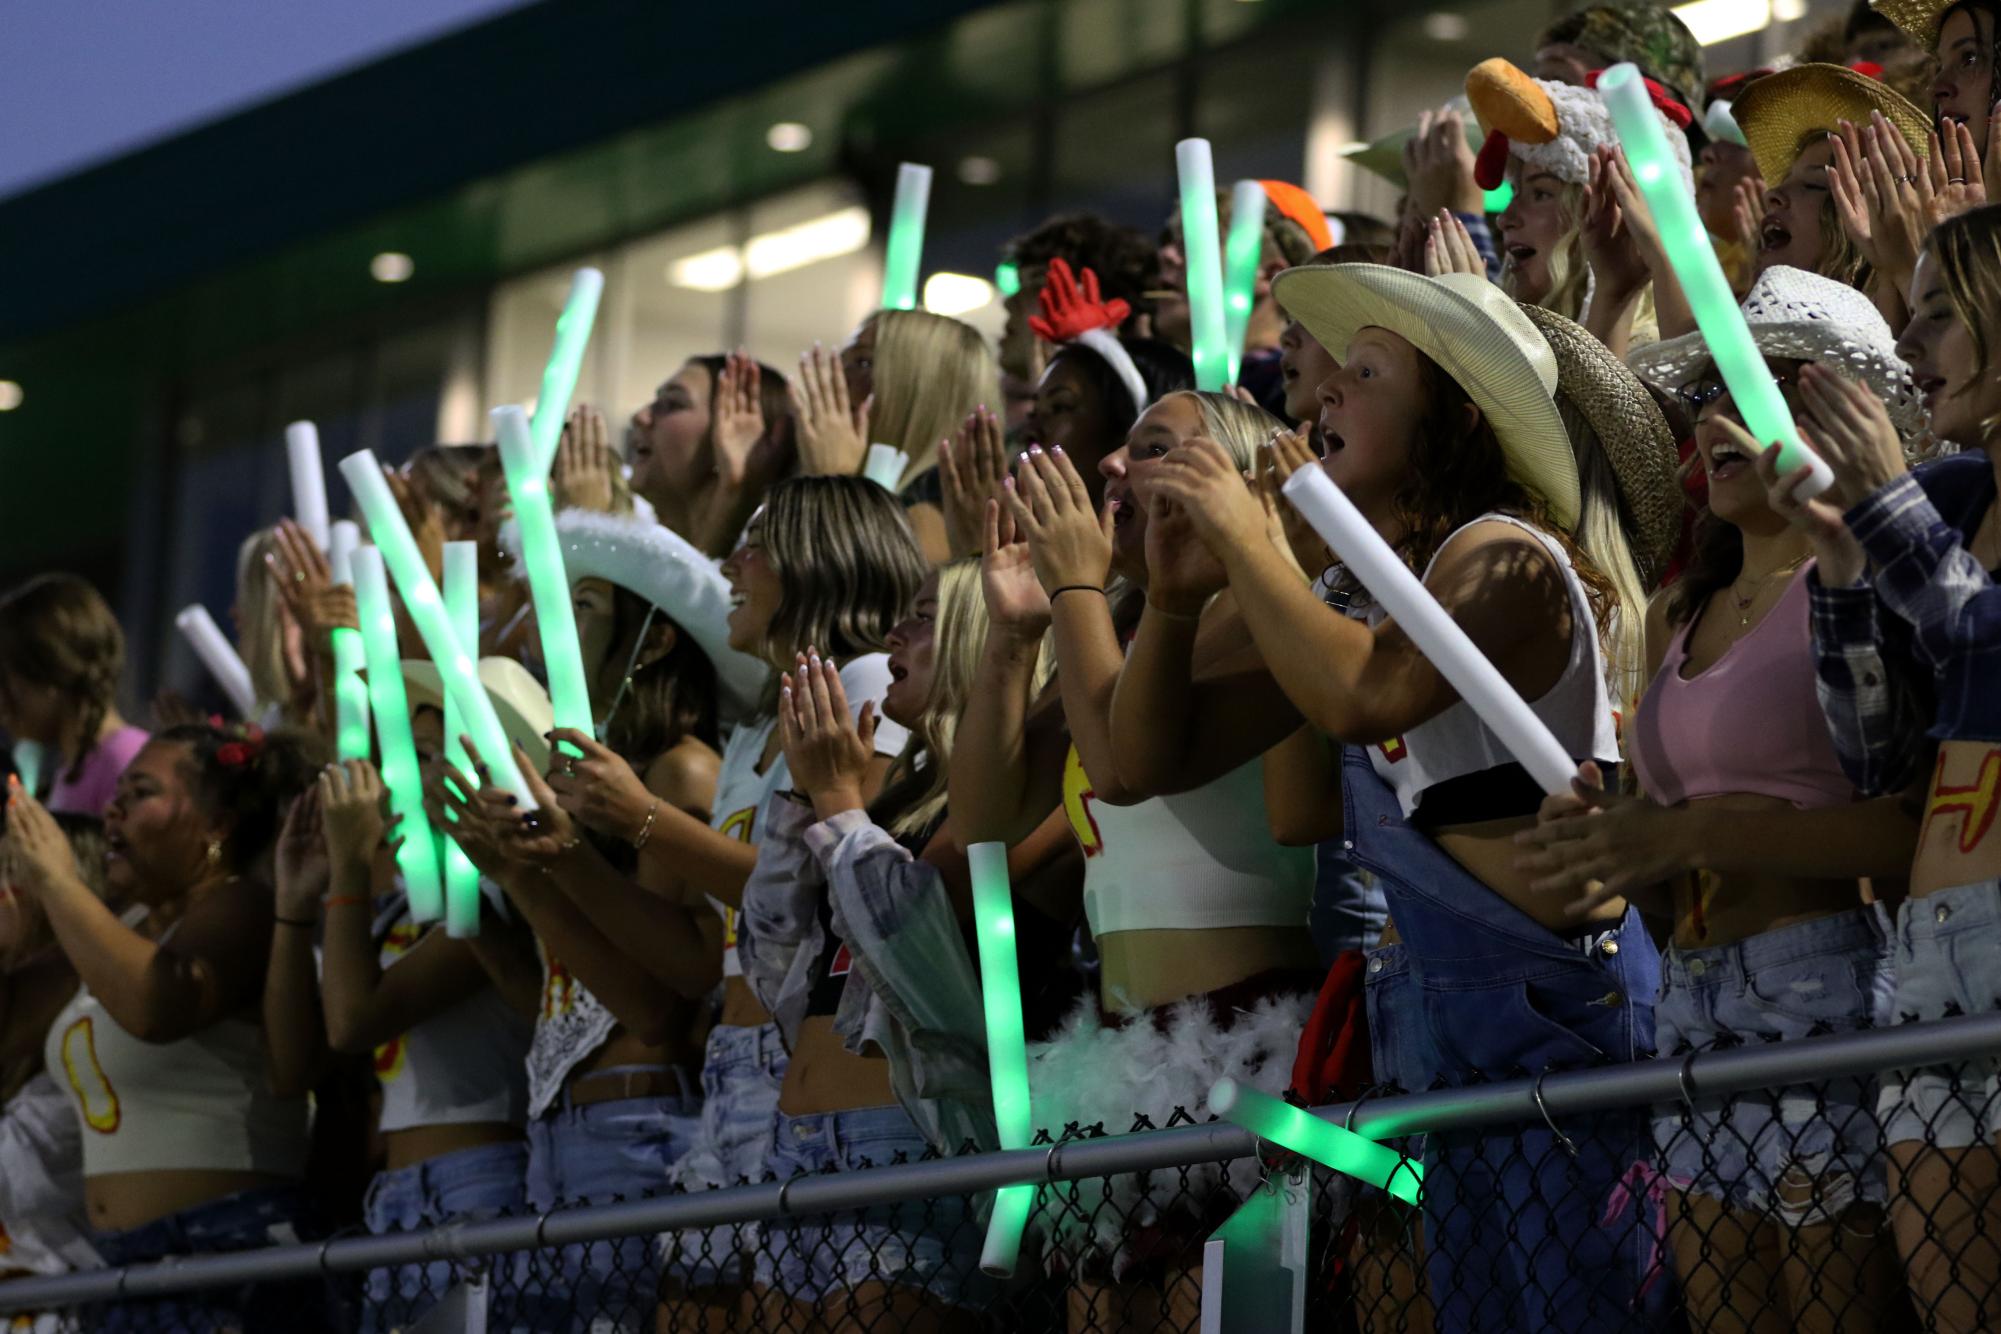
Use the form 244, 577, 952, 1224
0, 0, 536, 200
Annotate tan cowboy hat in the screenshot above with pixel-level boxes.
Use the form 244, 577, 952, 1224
1872, 0, 1956, 47
1516, 304, 1683, 588
399, 657, 554, 773
1731, 63, 1933, 184
1269, 264, 1579, 529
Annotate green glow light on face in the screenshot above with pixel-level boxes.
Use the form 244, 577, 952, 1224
12, 741, 42, 797
441, 541, 482, 939
351, 547, 447, 924
529, 269, 604, 476
994, 260, 1021, 299
1482, 178, 1514, 214
1222, 180, 1267, 386
337, 450, 536, 807
329, 521, 373, 762
1175, 139, 1231, 391
494, 407, 593, 752
883, 163, 933, 311
968, 840, 1034, 1277
1209, 1078, 1422, 1206
1598, 63, 1833, 496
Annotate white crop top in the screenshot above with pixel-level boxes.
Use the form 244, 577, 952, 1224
707, 654, 910, 978
1063, 745, 1314, 936
1361, 514, 1619, 819
373, 894, 532, 1134
44, 987, 308, 1180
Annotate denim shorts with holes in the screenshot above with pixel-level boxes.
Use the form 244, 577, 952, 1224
1877, 881, 2001, 1151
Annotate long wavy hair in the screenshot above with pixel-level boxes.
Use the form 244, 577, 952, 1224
866, 310, 999, 485
0, 574, 127, 784
869, 559, 997, 839
1926, 205, 2001, 442
593, 582, 721, 763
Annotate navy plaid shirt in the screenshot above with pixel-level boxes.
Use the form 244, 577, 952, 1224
1809, 453, 1999, 795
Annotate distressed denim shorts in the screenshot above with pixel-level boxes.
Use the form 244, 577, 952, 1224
1878, 881, 2001, 1150
362, 1140, 528, 1333
754, 1104, 984, 1309
1653, 905, 1894, 1224
660, 1021, 788, 1292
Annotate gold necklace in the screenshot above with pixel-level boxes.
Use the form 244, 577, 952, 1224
1728, 555, 1808, 626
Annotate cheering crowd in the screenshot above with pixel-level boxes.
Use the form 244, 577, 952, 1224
6, 0, 2001, 1329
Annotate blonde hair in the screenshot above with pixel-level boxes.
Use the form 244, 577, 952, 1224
867, 310, 999, 486
1505, 180, 1664, 348
1182, 390, 1284, 470
234, 529, 290, 717
1557, 397, 1651, 712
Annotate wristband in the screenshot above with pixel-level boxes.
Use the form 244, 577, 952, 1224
1050, 584, 1107, 602
1145, 597, 1205, 623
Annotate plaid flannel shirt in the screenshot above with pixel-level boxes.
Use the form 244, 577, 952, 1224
1454, 211, 1505, 283
1809, 454, 1999, 795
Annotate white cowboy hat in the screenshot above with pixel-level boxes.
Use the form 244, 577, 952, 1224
1270, 264, 1580, 529
399, 656, 554, 773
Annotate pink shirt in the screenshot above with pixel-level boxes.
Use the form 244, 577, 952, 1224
46, 726, 149, 817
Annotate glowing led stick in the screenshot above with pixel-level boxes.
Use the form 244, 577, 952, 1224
1222, 180, 1267, 385
529, 268, 606, 475
336, 450, 536, 806
994, 260, 1021, 298
493, 406, 592, 750
328, 521, 373, 762
1282, 466, 1578, 795
882, 163, 932, 311
11, 741, 43, 798
174, 605, 259, 720
285, 421, 331, 551
441, 541, 482, 938
350, 547, 446, 923
968, 841, 1034, 1277
1599, 62, 1832, 497
1175, 139, 1230, 391
1209, 1078, 1421, 1205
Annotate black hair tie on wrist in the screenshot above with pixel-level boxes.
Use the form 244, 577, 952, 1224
1050, 584, 1107, 602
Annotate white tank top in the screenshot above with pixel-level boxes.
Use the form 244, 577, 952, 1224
706, 654, 909, 976
372, 894, 532, 1134
524, 940, 620, 1120
0, 1070, 100, 1277
1063, 745, 1314, 936
44, 987, 308, 1179
1362, 513, 1619, 818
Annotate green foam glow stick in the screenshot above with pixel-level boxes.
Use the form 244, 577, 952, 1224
883, 163, 932, 312
1482, 178, 1514, 214
350, 547, 447, 924
1209, 1077, 1423, 1206
529, 268, 605, 476
1176, 139, 1230, 391
968, 840, 1035, 1277
1222, 180, 1267, 386
441, 541, 482, 939
1598, 62, 1833, 497
493, 406, 593, 751
994, 260, 1021, 298
11, 741, 43, 798
328, 521, 372, 762
336, 450, 536, 807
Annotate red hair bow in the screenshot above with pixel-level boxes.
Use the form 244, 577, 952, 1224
1027, 257, 1130, 343
214, 724, 264, 769
1584, 69, 1694, 130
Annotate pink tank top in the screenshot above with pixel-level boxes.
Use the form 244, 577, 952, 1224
1627, 567, 1852, 809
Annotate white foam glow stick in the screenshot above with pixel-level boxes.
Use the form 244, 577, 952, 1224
174, 605, 259, 721
285, 421, 331, 552
1282, 466, 1578, 795
328, 521, 372, 761
862, 444, 910, 491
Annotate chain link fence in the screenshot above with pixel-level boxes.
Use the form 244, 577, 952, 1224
4, 1012, 2000, 1332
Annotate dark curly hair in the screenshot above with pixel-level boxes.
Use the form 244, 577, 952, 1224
0, 574, 126, 786
1003, 213, 1157, 327
1046, 336, 1195, 433
154, 724, 327, 872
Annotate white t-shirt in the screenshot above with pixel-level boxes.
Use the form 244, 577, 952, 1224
707, 654, 910, 977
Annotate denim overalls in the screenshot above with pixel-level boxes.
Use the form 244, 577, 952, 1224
1342, 745, 1672, 1332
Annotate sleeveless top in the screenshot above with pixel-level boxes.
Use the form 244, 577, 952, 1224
1628, 566, 1852, 809
524, 939, 619, 1120
1062, 745, 1314, 937
372, 892, 532, 1134
706, 655, 909, 979
1361, 513, 1620, 819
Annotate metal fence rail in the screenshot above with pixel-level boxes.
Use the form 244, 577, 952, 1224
5, 1009, 1999, 1316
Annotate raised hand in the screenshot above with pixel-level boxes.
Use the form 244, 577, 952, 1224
711, 350, 770, 488
1002, 446, 1115, 597
1256, 432, 1329, 579
542, 728, 656, 842
1423, 209, 1488, 279
790, 343, 871, 477
939, 406, 1010, 558
1921, 116, 1987, 228
319, 758, 390, 874
1403, 107, 1483, 218
778, 652, 877, 817
553, 404, 618, 514
1751, 426, 1866, 589
4, 777, 79, 900
275, 784, 331, 917
384, 465, 447, 581
266, 517, 356, 651
979, 500, 1053, 640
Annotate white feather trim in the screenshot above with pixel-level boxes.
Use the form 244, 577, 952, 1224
1511, 78, 1695, 195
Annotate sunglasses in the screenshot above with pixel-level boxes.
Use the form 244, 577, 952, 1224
1672, 368, 1800, 420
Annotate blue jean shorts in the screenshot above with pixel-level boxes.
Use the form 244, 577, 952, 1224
512, 1074, 701, 1333
361, 1139, 528, 1333
1653, 905, 1894, 1223
89, 1183, 327, 1333
754, 1104, 984, 1309
1878, 881, 2001, 1150
660, 1021, 788, 1292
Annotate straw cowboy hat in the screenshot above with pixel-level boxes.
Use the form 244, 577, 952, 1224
1730, 62, 1932, 185
1515, 304, 1683, 586
1629, 264, 1927, 441
1871, 0, 1960, 47
1270, 264, 1580, 529
501, 508, 771, 725
400, 656, 555, 773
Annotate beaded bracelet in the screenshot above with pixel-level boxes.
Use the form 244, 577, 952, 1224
633, 799, 662, 850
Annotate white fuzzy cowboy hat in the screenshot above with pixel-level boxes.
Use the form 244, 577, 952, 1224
501, 509, 771, 724
399, 656, 555, 773
1627, 264, 1925, 440
1270, 264, 1580, 530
